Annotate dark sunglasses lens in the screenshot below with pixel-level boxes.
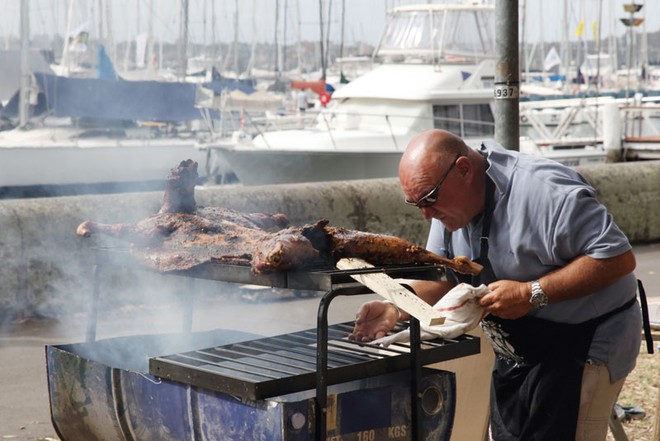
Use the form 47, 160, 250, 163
422, 197, 436, 207
419, 189, 439, 207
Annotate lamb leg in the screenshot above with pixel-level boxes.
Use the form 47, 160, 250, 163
323, 225, 483, 276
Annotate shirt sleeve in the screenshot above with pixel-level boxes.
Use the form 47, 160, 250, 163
551, 187, 631, 261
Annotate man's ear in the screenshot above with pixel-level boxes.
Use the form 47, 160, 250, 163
456, 157, 470, 177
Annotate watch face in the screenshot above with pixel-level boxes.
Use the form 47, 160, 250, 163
531, 291, 548, 309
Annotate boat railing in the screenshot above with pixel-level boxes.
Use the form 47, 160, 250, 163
518, 98, 660, 160
236, 107, 495, 150
620, 105, 660, 141
619, 104, 660, 160
520, 103, 602, 144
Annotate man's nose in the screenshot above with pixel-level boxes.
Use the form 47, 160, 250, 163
420, 206, 435, 220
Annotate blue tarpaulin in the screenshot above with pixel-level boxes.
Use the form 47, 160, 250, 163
202, 68, 256, 95
34, 73, 203, 122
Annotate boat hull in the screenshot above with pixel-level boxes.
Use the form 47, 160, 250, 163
215, 149, 405, 185
0, 141, 208, 195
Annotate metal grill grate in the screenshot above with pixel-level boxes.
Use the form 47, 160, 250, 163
149, 322, 480, 400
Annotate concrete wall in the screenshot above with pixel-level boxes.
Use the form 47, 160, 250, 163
1, 161, 659, 319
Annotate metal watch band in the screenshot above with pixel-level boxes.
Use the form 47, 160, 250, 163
530, 280, 549, 309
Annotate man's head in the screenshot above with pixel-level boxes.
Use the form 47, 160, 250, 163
399, 129, 486, 231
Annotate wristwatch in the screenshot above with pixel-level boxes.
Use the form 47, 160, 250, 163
530, 280, 549, 309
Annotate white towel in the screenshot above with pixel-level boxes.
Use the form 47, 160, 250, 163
372, 283, 490, 346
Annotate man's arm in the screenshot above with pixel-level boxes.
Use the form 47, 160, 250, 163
479, 250, 636, 319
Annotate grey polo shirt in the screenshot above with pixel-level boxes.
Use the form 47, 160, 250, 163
426, 140, 641, 381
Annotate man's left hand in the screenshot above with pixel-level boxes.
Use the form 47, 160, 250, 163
478, 280, 533, 319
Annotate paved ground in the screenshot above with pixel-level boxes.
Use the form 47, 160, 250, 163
1, 242, 659, 440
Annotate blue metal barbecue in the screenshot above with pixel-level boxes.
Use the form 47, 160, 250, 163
46, 249, 480, 440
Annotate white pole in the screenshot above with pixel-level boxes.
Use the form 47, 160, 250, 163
602, 101, 621, 162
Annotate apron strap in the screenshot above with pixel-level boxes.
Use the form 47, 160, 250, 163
638, 279, 655, 354
478, 175, 495, 267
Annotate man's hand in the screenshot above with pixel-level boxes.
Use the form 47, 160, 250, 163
478, 280, 533, 319
348, 300, 399, 342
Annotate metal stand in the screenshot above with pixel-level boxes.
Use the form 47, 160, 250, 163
87, 248, 475, 439
86, 263, 102, 342
314, 284, 426, 441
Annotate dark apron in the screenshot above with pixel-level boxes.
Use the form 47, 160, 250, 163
444, 176, 639, 441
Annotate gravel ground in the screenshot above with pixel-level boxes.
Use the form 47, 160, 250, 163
607, 340, 660, 441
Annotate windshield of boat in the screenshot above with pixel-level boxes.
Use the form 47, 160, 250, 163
375, 5, 495, 65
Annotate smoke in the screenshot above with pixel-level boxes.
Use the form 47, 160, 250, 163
0, 191, 365, 374
64, 280, 370, 373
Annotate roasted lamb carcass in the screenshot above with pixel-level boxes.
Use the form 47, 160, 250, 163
77, 159, 482, 276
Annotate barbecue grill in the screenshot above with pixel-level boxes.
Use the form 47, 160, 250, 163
46, 247, 481, 440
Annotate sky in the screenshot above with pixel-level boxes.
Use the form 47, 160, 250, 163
1, 0, 659, 49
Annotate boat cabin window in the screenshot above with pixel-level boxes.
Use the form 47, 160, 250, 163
432, 104, 494, 137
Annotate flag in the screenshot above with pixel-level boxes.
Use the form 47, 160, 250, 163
592, 22, 599, 40
543, 46, 561, 71
575, 19, 585, 38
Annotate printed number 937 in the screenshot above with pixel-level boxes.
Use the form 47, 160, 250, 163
494, 86, 518, 99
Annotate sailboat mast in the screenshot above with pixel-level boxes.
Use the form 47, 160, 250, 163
296, 0, 302, 77
147, 0, 154, 70
104, 0, 115, 67
243, 0, 257, 78
561, 0, 569, 92
19, 0, 30, 128
274, 0, 280, 78
318, 0, 326, 80
282, 0, 288, 76
340, 0, 345, 60
178, 0, 189, 80
233, 0, 239, 75
61, 0, 76, 76
210, 0, 216, 60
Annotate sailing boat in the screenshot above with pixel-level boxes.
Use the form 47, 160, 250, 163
0, 1, 213, 198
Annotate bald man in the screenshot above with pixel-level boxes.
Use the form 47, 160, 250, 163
350, 129, 642, 440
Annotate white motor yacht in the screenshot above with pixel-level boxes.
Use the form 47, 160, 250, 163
204, 1, 607, 186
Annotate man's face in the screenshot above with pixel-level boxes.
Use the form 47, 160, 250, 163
401, 156, 472, 231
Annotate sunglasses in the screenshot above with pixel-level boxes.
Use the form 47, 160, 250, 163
404, 154, 462, 208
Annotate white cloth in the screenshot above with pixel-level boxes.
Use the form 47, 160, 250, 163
372, 283, 490, 346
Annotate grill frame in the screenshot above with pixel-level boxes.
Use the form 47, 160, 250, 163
89, 246, 480, 441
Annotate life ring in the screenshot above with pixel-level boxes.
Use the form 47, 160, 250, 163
319, 92, 331, 106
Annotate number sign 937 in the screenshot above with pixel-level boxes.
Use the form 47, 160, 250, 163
494, 85, 519, 100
